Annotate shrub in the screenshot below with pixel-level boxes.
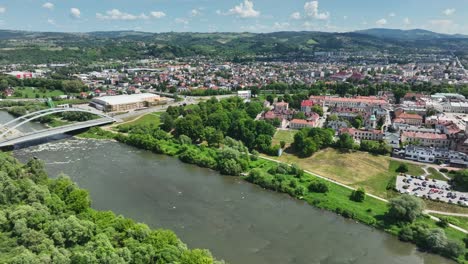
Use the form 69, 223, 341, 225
437, 217, 449, 228
439, 168, 449, 173
350, 187, 366, 202
396, 163, 409, 173
308, 181, 329, 193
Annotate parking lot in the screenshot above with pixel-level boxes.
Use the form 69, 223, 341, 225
396, 175, 468, 206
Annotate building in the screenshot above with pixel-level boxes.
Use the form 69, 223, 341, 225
301, 100, 314, 113
393, 112, 423, 127
237, 90, 251, 99
309, 96, 389, 108
92, 93, 163, 112
402, 145, 468, 166
339, 128, 384, 141
274, 101, 289, 112
401, 131, 450, 148
290, 119, 316, 129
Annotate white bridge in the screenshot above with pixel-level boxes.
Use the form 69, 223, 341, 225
0, 108, 115, 148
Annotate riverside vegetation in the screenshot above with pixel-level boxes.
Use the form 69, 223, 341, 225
0, 152, 221, 263
80, 96, 468, 263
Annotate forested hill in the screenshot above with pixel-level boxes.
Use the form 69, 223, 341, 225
0, 29, 467, 64
0, 152, 219, 263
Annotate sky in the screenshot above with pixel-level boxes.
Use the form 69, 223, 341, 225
0, 0, 467, 34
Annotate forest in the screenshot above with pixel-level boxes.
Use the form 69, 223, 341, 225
0, 152, 220, 264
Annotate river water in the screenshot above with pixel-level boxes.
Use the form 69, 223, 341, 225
0, 111, 454, 264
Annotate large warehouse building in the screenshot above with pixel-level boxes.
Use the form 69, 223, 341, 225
92, 93, 164, 112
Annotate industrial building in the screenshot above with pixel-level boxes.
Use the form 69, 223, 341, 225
91, 93, 163, 112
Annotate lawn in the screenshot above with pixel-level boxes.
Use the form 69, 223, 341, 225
271, 148, 425, 199
271, 130, 297, 148
10, 87, 65, 99
426, 167, 448, 181
431, 213, 468, 231
119, 112, 161, 127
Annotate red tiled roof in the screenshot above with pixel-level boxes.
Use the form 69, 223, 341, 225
301, 100, 314, 107
291, 119, 314, 125
402, 131, 447, 140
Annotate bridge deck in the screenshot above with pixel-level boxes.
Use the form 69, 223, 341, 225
0, 118, 114, 147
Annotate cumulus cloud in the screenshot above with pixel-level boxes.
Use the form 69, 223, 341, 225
403, 17, 411, 26
43, 2, 54, 10
70, 8, 81, 19
150, 11, 166, 19
191, 9, 202, 17
0, 6, 6, 14
47, 18, 56, 25
290, 12, 301, 20
227, 0, 260, 18
304, 1, 329, 20
443, 8, 455, 16
428, 19, 459, 33
273, 22, 290, 30
175, 18, 189, 24
96, 9, 149, 20
388, 12, 396, 17
376, 18, 387, 26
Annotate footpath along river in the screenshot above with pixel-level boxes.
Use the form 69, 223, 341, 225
0, 109, 453, 264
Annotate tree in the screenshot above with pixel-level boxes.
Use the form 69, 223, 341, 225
174, 114, 204, 141
350, 187, 366, 202
160, 113, 175, 132
312, 105, 324, 116
452, 169, 468, 190
204, 127, 224, 147
351, 115, 363, 129
387, 195, 424, 223
292, 112, 306, 120
336, 133, 355, 150
308, 181, 329, 193
396, 163, 409, 173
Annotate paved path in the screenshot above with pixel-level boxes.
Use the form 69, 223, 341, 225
425, 210, 468, 218
259, 155, 468, 234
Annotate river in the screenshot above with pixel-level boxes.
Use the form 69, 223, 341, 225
0, 111, 454, 264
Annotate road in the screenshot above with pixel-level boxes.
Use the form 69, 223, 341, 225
0, 118, 114, 147
259, 155, 468, 234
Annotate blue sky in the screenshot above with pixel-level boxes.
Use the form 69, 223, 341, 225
0, 0, 467, 34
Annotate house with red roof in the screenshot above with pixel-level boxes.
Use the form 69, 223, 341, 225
290, 119, 316, 130
301, 100, 314, 113
401, 131, 450, 148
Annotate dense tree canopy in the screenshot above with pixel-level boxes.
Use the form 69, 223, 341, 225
0, 153, 220, 264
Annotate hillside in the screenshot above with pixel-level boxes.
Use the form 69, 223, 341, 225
0, 29, 467, 64
356, 28, 468, 40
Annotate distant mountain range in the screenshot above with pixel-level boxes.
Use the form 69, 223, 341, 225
355, 28, 468, 40
0, 28, 466, 64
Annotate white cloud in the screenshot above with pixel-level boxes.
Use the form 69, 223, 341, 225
428, 19, 460, 33
96, 9, 149, 21
375, 18, 387, 26
403, 17, 411, 26
290, 12, 301, 20
343, 16, 348, 20
227, 0, 260, 18
388, 12, 396, 17
47, 18, 56, 25
443, 8, 455, 16
0, 6, 6, 14
70, 8, 81, 19
150, 11, 166, 19
43, 2, 54, 10
273, 22, 290, 30
191, 9, 201, 17
175, 18, 189, 24
304, 1, 330, 20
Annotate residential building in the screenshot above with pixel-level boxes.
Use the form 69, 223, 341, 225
290, 119, 316, 129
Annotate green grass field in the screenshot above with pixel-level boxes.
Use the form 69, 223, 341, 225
427, 167, 448, 181
117, 112, 161, 131
10, 87, 65, 99
271, 130, 297, 147
431, 213, 468, 231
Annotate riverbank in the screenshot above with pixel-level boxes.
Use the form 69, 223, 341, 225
78, 127, 468, 263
